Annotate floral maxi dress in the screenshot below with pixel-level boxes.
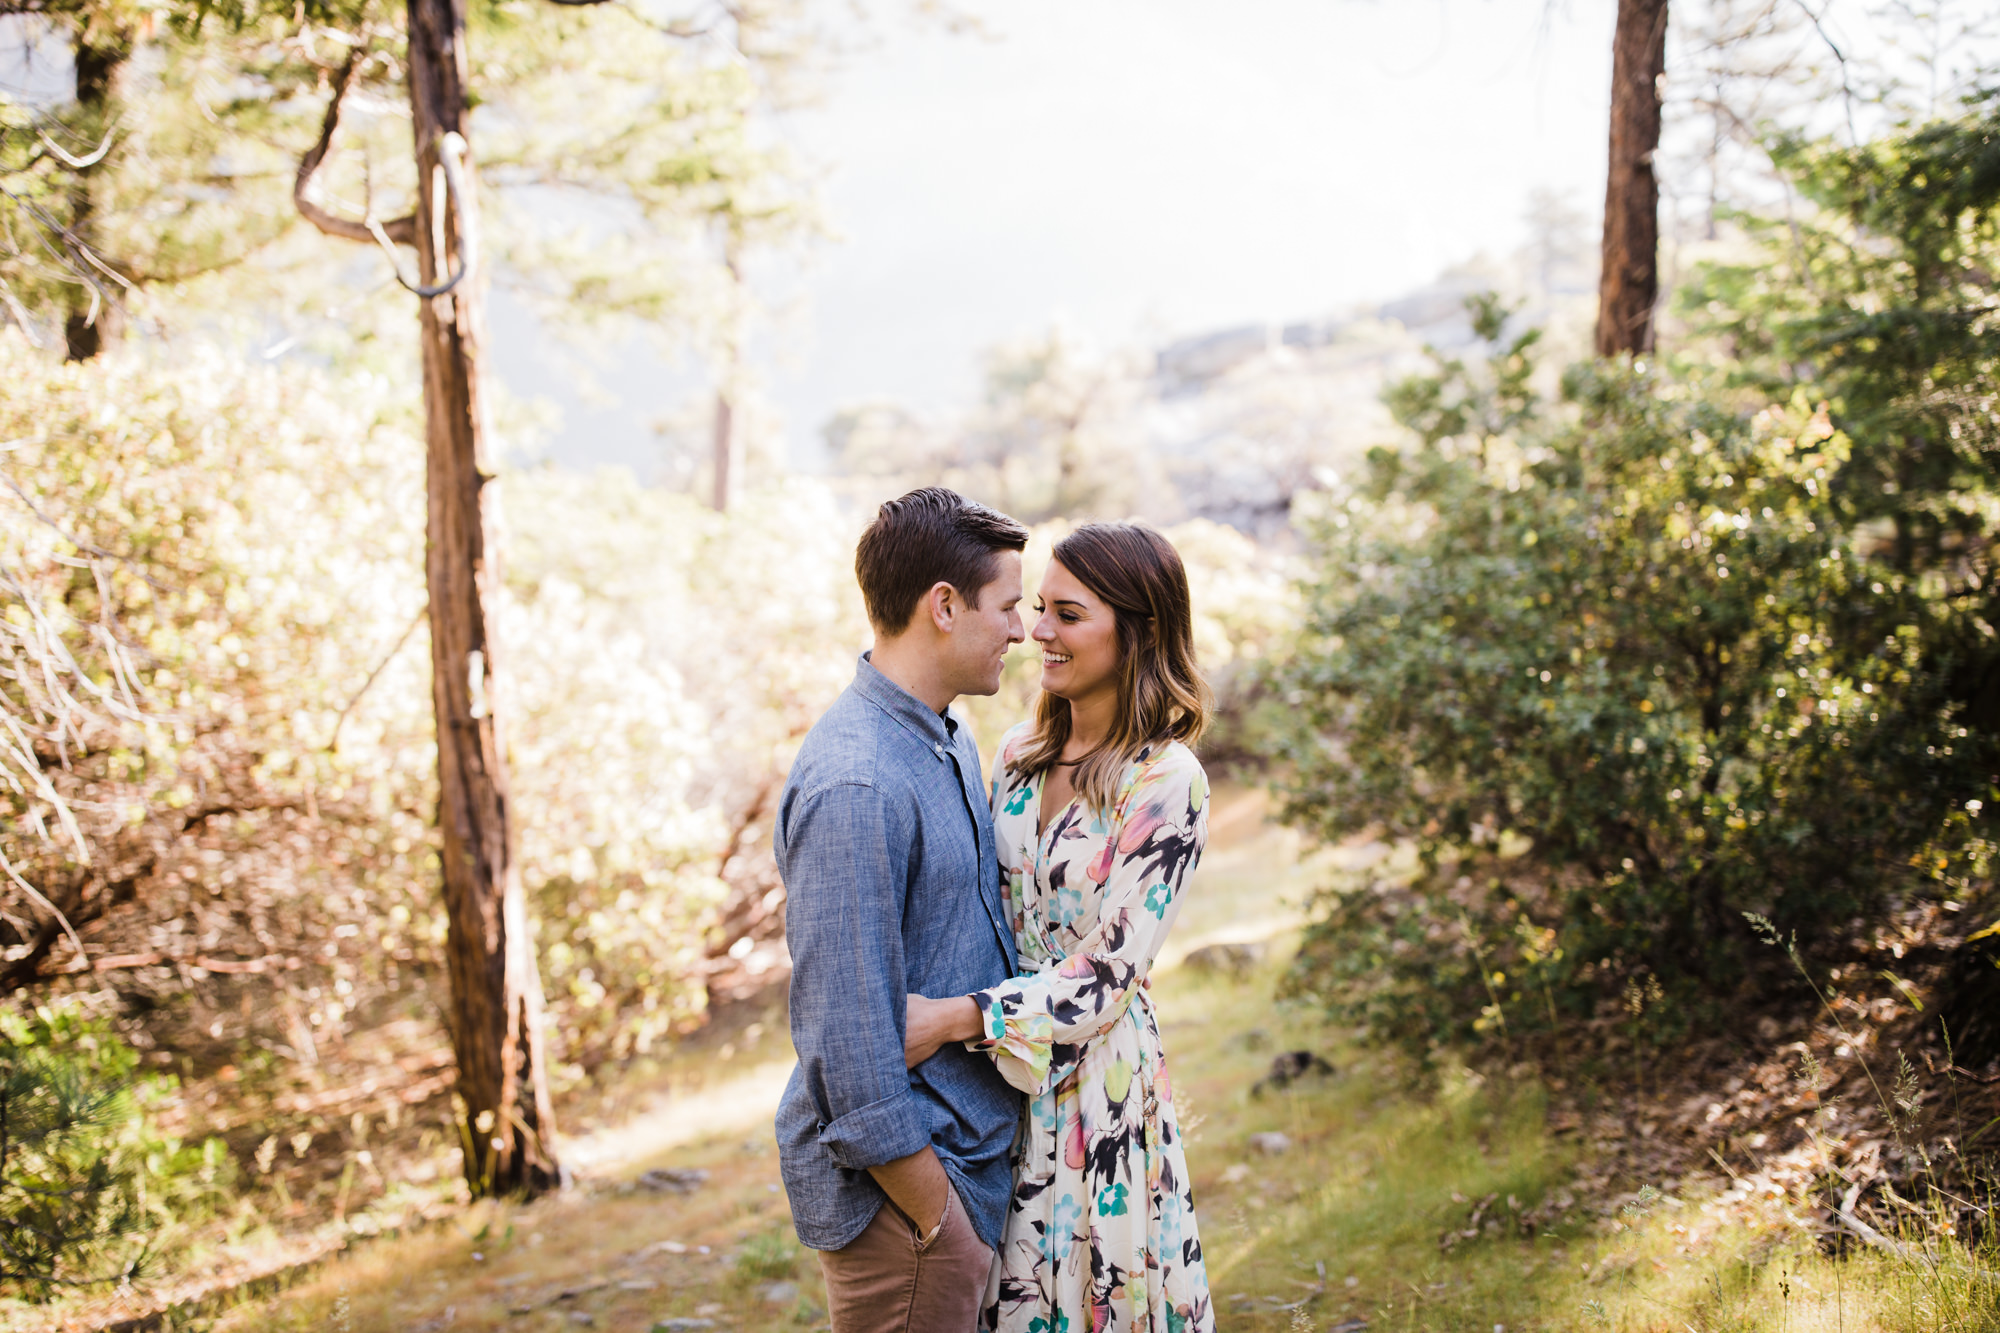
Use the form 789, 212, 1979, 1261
969, 724, 1214, 1333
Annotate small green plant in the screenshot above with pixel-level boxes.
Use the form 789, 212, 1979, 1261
0, 1000, 231, 1297
1619, 1185, 1661, 1224
734, 1227, 799, 1282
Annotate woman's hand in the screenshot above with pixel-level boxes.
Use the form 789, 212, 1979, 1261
904, 994, 981, 1068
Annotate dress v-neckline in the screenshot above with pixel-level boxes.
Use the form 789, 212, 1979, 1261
1035, 778, 1078, 845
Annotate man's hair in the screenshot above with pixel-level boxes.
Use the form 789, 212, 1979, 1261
854, 487, 1029, 635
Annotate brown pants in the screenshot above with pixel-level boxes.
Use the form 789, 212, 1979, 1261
818, 1186, 993, 1333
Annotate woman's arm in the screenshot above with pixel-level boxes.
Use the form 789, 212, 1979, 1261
968, 752, 1209, 1095
904, 994, 982, 1068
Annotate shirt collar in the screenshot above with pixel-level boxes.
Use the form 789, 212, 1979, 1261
854, 652, 960, 753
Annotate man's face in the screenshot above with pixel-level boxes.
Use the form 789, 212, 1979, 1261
946, 550, 1025, 698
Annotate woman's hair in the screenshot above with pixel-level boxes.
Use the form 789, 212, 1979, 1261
1017, 522, 1211, 813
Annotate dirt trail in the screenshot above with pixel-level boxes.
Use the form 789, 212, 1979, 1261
184, 785, 1329, 1332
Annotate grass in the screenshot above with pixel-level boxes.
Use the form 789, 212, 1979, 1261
193, 788, 1997, 1332
1156, 956, 1998, 1333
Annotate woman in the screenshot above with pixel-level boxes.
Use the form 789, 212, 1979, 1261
905, 521, 1215, 1333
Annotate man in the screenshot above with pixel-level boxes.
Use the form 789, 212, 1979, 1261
776, 486, 1029, 1333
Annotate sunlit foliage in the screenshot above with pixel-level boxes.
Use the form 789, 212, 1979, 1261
0, 333, 433, 1008
0, 328, 881, 1093
501, 467, 869, 1065
1270, 289, 1993, 1047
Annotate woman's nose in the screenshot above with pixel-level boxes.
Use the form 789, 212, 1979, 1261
1032, 617, 1056, 643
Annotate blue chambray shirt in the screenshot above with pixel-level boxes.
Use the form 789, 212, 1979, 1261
775, 654, 1023, 1252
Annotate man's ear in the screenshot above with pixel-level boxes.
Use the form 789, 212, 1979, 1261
925, 581, 960, 633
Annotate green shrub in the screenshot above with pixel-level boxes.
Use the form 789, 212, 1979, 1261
0, 1001, 233, 1297
1266, 295, 1991, 1050
1270, 99, 2000, 1055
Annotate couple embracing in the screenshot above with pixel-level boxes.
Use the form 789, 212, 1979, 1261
776, 486, 1215, 1333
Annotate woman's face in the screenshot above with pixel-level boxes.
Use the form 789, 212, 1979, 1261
1033, 560, 1120, 707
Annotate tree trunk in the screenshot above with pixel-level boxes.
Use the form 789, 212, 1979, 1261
711, 242, 742, 513
406, 0, 562, 1196
711, 390, 733, 513
1594, 0, 1669, 359
63, 26, 129, 362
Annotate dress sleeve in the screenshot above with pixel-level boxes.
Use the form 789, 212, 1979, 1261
968, 749, 1209, 1095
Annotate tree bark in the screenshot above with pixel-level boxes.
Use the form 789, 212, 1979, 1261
711, 390, 734, 512
710, 242, 742, 513
1594, 0, 1669, 359
62, 24, 129, 362
406, 0, 562, 1196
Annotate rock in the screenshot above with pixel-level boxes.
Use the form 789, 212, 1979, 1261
1251, 1050, 1336, 1098
650, 1321, 716, 1332
1220, 1163, 1252, 1184
759, 1280, 799, 1305
1248, 1131, 1292, 1156
568, 1315, 595, 1327
1183, 941, 1267, 977
637, 1167, 710, 1194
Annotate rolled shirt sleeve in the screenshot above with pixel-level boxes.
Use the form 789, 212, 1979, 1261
780, 780, 931, 1171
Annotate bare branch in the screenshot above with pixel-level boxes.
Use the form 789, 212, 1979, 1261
294, 47, 417, 248
0, 278, 40, 349
35, 126, 115, 170
1834, 1184, 2000, 1282
0, 181, 135, 302
372, 133, 474, 297
54, 950, 305, 976
0, 791, 300, 991
606, 0, 734, 42
1789, 0, 1858, 145
326, 604, 425, 751
0, 847, 87, 978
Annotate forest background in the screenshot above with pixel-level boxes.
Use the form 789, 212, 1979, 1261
4, 0, 2000, 1323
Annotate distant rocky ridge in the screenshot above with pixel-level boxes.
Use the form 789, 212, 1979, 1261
1140, 255, 1595, 538
827, 249, 1598, 543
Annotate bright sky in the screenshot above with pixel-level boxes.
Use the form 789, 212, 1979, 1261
492, 0, 1620, 473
